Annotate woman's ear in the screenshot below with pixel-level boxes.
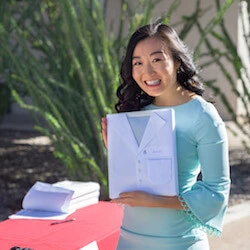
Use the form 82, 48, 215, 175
175, 60, 181, 71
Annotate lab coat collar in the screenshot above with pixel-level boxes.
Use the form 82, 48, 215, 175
109, 109, 172, 155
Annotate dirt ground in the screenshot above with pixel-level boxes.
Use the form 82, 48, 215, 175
0, 129, 68, 221
0, 129, 250, 221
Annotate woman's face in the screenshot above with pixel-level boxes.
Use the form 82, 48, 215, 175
132, 37, 180, 100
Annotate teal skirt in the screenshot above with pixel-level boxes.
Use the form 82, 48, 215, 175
116, 227, 210, 250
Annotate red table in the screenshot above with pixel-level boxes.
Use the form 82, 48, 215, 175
0, 202, 123, 250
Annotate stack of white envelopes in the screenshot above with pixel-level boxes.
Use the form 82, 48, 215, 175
9, 180, 100, 220
53, 180, 100, 211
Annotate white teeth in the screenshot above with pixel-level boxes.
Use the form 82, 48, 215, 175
146, 80, 160, 86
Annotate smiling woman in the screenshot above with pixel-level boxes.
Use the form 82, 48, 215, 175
102, 22, 231, 250
115, 22, 204, 113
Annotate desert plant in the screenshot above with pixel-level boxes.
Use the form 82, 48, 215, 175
191, 0, 250, 152
1, 0, 248, 199
0, 0, 173, 197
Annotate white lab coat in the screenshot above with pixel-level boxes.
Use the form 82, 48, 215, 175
107, 109, 179, 199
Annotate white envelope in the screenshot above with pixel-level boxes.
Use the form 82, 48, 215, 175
107, 108, 179, 199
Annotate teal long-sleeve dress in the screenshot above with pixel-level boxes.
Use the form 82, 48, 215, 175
116, 96, 231, 250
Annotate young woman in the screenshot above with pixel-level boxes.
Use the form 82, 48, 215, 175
102, 22, 230, 250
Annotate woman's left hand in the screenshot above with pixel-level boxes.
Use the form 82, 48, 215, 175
111, 191, 157, 207
111, 191, 183, 209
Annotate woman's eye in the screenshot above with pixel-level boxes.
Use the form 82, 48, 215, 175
133, 61, 142, 66
153, 58, 161, 63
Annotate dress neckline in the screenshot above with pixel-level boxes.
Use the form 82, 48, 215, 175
148, 96, 201, 109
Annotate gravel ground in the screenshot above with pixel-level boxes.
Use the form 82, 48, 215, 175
0, 129, 250, 221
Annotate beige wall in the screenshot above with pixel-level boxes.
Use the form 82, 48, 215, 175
106, 0, 241, 121
237, 1, 250, 117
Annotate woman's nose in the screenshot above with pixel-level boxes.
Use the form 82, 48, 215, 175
144, 64, 155, 75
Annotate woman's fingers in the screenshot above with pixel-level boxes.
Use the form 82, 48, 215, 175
101, 117, 108, 148
111, 191, 154, 207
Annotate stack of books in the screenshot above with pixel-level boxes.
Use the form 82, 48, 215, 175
9, 180, 100, 220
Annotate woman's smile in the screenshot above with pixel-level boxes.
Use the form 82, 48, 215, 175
145, 79, 161, 86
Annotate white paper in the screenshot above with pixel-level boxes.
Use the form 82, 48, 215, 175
80, 241, 99, 250
9, 209, 71, 220
23, 181, 74, 213
107, 109, 179, 199
9, 180, 100, 220
53, 180, 100, 199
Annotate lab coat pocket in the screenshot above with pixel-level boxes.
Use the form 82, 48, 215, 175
147, 157, 172, 184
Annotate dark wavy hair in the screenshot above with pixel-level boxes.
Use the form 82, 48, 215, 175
115, 22, 204, 113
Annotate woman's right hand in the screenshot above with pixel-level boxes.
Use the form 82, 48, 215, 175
101, 117, 108, 148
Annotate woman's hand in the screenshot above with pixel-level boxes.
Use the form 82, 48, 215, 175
111, 191, 183, 209
111, 191, 159, 207
101, 117, 108, 148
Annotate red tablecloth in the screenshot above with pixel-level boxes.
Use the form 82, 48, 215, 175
0, 202, 123, 250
